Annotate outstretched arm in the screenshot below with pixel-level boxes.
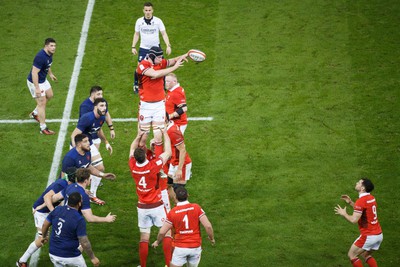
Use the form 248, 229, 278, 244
334, 205, 362, 224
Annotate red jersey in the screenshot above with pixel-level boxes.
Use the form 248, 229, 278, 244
166, 201, 206, 248
137, 59, 168, 102
167, 122, 191, 166
354, 193, 382, 235
166, 84, 188, 126
128, 156, 163, 204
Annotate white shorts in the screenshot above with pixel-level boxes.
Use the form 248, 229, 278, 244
354, 233, 383, 251
34, 209, 48, 232
49, 253, 87, 267
92, 138, 101, 145
137, 204, 166, 229
179, 124, 187, 135
171, 246, 202, 267
90, 143, 100, 158
138, 100, 166, 125
27, 79, 51, 98
168, 162, 192, 181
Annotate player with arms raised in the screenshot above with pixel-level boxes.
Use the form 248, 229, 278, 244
129, 129, 172, 267
335, 178, 383, 267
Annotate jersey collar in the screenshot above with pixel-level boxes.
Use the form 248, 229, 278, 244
136, 159, 149, 167
168, 83, 180, 92
177, 200, 190, 206
359, 192, 370, 198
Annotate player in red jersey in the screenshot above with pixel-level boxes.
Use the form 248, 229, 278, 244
129, 129, 173, 267
165, 73, 188, 134
136, 46, 189, 158
335, 178, 383, 267
166, 120, 192, 194
152, 187, 215, 267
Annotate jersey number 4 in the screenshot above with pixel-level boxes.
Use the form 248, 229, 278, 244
139, 176, 147, 188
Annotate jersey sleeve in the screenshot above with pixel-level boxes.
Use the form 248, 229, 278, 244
81, 192, 91, 210
137, 61, 151, 75
170, 128, 184, 147
158, 18, 166, 32
62, 156, 76, 173
135, 18, 141, 32
46, 206, 56, 222
32, 53, 46, 69
76, 114, 91, 132
76, 217, 87, 237
53, 180, 68, 193
353, 198, 365, 214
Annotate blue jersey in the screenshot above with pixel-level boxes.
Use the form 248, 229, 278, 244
33, 179, 68, 213
62, 183, 91, 211
79, 98, 95, 118
79, 98, 109, 140
47, 205, 86, 258
27, 49, 53, 83
76, 111, 105, 145
61, 148, 91, 176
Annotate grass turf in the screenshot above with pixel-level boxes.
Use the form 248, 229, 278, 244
0, 0, 399, 266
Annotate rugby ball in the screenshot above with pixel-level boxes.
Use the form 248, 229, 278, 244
188, 49, 206, 62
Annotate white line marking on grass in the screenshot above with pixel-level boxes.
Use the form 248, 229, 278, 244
0, 117, 213, 124
29, 1, 96, 266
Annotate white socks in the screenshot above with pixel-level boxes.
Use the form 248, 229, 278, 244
19, 241, 39, 263
90, 175, 102, 197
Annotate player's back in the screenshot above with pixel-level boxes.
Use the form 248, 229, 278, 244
63, 183, 91, 211
167, 202, 205, 248
129, 157, 163, 204
355, 194, 382, 235
48, 205, 85, 257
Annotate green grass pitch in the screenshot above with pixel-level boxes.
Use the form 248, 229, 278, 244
0, 0, 399, 266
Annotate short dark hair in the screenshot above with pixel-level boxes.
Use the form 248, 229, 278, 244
74, 133, 88, 145
93, 97, 106, 106
175, 186, 188, 202
76, 168, 91, 183
144, 2, 153, 7
362, 178, 375, 193
68, 192, 82, 207
65, 167, 77, 183
134, 148, 146, 164
45, 38, 56, 45
90, 85, 103, 96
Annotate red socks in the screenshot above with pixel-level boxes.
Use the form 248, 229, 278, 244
365, 256, 378, 267
351, 258, 363, 267
163, 236, 173, 266
139, 241, 149, 267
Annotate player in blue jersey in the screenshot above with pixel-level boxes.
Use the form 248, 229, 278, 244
79, 86, 115, 195
72, 98, 113, 205
48, 168, 117, 224
16, 168, 77, 267
60, 133, 116, 192
79, 85, 115, 141
27, 38, 58, 135
41, 192, 100, 266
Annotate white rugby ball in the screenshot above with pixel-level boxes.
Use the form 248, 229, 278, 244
188, 49, 206, 62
